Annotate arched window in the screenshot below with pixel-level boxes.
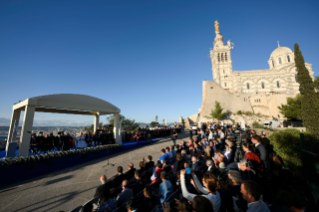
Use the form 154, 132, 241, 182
223, 70, 225, 74
221, 53, 224, 62
272, 60, 274, 67
247, 83, 250, 90
287, 55, 290, 62
279, 57, 282, 64
277, 81, 280, 88
224, 82, 227, 87
225, 53, 227, 61
218, 53, 220, 62
261, 82, 265, 89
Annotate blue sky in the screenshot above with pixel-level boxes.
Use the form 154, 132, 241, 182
0, 0, 318, 126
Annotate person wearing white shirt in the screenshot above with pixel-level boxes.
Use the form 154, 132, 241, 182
180, 170, 221, 212
76, 132, 87, 148
224, 144, 232, 163
206, 160, 213, 171
208, 129, 213, 141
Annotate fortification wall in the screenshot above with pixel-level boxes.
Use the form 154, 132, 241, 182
199, 81, 253, 121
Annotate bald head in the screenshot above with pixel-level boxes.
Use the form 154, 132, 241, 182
122, 179, 129, 189
100, 175, 107, 184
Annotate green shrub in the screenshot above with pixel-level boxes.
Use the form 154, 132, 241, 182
237, 110, 242, 115
268, 129, 319, 176
252, 121, 263, 128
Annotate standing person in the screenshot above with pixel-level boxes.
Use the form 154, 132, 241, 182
36, 132, 44, 152
171, 129, 178, 146
189, 126, 193, 139
76, 132, 86, 148
85, 131, 93, 147
65, 133, 73, 150
29, 133, 38, 154
251, 135, 269, 171
147, 130, 152, 144
56, 132, 63, 151
240, 180, 270, 212
93, 131, 99, 146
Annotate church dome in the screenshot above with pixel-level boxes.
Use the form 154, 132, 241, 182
270, 46, 293, 59
268, 43, 294, 69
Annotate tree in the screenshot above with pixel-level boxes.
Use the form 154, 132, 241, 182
278, 94, 302, 119
294, 43, 319, 134
314, 76, 319, 90
206, 101, 225, 121
84, 122, 103, 133
106, 114, 139, 131
150, 121, 159, 127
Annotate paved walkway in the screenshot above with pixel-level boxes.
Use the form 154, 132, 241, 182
0, 131, 190, 212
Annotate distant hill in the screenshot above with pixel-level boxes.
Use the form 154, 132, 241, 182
138, 123, 149, 128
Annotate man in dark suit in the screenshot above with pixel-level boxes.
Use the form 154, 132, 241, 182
36, 132, 44, 152
129, 170, 146, 195
125, 163, 136, 180
138, 185, 158, 212
94, 175, 109, 198
191, 156, 201, 176
116, 179, 134, 207
93, 132, 99, 146
145, 155, 154, 170
113, 166, 126, 187
222, 170, 247, 212
251, 135, 269, 170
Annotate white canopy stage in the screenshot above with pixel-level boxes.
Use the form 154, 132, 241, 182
5, 94, 121, 157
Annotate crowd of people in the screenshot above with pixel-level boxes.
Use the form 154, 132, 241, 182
29, 127, 182, 154
29, 128, 115, 154
75, 122, 308, 212
122, 128, 182, 143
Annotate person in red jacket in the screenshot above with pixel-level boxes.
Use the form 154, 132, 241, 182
242, 142, 264, 173
151, 162, 163, 184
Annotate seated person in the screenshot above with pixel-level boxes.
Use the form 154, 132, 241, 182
125, 163, 136, 180
138, 185, 159, 212
113, 166, 126, 187
163, 160, 171, 173
157, 171, 173, 203
116, 180, 134, 207
181, 170, 221, 212
97, 190, 117, 212
139, 160, 147, 173
159, 149, 169, 164
184, 162, 192, 174
151, 162, 163, 184
130, 170, 146, 195
94, 175, 109, 199
145, 155, 155, 170
126, 199, 139, 212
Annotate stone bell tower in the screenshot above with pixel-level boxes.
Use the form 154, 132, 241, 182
210, 21, 234, 90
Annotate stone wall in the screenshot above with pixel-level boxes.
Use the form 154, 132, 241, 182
199, 81, 253, 122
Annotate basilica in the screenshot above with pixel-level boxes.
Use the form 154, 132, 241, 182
210, 21, 314, 95
185, 21, 314, 125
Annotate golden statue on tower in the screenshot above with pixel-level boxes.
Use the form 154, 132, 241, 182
214, 20, 220, 34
